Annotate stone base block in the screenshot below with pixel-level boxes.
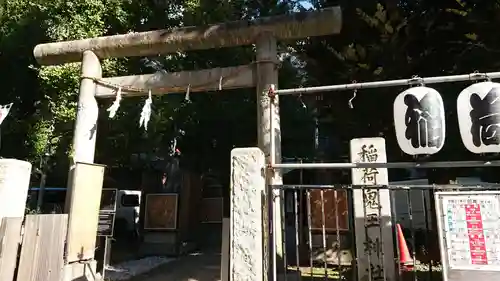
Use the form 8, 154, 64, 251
62, 260, 101, 281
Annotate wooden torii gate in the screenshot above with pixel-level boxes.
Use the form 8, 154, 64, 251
33, 7, 342, 280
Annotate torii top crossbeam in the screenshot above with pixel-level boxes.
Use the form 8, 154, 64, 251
33, 7, 341, 65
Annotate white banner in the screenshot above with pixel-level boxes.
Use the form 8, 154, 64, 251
0, 103, 13, 125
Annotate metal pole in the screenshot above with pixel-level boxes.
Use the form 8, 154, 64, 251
273, 184, 500, 189
270, 85, 276, 165
274, 71, 500, 95
272, 160, 500, 169
102, 236, 111, 280
269, 84, 277, 281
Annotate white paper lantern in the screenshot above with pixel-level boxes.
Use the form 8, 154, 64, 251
457, 81, 500, 153
393, 86, 446, 155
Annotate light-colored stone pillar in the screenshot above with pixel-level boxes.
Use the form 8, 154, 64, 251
0, 159, 32, 225
350, 137, 395, 281
230, 148, 267, 281
70, 50, 101, 165
256, 32, 282, 279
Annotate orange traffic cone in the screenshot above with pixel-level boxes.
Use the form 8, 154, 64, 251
396, 224, 414, 271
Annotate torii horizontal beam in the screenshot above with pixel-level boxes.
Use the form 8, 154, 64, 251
95, 65, 255, 98
33, 7, 342, 65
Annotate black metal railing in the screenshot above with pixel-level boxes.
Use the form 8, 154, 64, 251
269, 184, 500, 281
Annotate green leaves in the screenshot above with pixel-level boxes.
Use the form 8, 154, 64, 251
465, 33, 478, 41
0, 0, 134, 175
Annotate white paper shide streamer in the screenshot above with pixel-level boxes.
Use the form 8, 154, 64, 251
107, 87, 122, 118
0, 103, 13, 125
139, 90, 152, 131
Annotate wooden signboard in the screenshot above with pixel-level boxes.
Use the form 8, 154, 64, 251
144, 193, 178, 230
65, 162, 106, 262
309, 189, 349, 231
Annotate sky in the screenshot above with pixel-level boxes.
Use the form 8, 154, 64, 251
299, 1, 313, 9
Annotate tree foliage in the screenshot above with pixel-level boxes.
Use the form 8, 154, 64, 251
296, 0, 500, 163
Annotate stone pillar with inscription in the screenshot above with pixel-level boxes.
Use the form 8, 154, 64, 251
350, 137, 396, 281
230, 148, 267, 281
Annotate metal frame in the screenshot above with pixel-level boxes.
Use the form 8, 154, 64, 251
273, 71, 497, 95
272, 161, 500, 169
268, 71, 500, 170
273, 183, 500, 190
98, 189, 118, 280
266, 71, 500, 281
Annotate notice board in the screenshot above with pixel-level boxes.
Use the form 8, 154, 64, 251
435, 191, 500, 281
144, 193, 178, 230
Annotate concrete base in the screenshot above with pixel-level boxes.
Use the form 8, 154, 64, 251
62, 260, 101, 281
139, 232, 198, 256
139, 232, 177, 256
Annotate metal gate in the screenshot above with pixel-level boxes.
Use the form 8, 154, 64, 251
264, 71, 500, 281
269, 182, 500, 281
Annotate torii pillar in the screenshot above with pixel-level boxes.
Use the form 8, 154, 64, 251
33, 7, 342, 280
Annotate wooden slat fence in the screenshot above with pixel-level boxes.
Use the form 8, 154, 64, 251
0, 214, 68, 281
0, 217, 23, 281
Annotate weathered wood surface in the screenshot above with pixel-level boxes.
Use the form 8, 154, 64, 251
0, 217, 22, 281
95, 64, 255, 98
16, 214, 68, 281
65, 162, 105, 263
0, 159, 32, 224
33, 7, 342, 65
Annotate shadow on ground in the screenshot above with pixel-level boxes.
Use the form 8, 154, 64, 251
283, 267, 443, 281
121, 252, 443, 281
126, 252, 222, 281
